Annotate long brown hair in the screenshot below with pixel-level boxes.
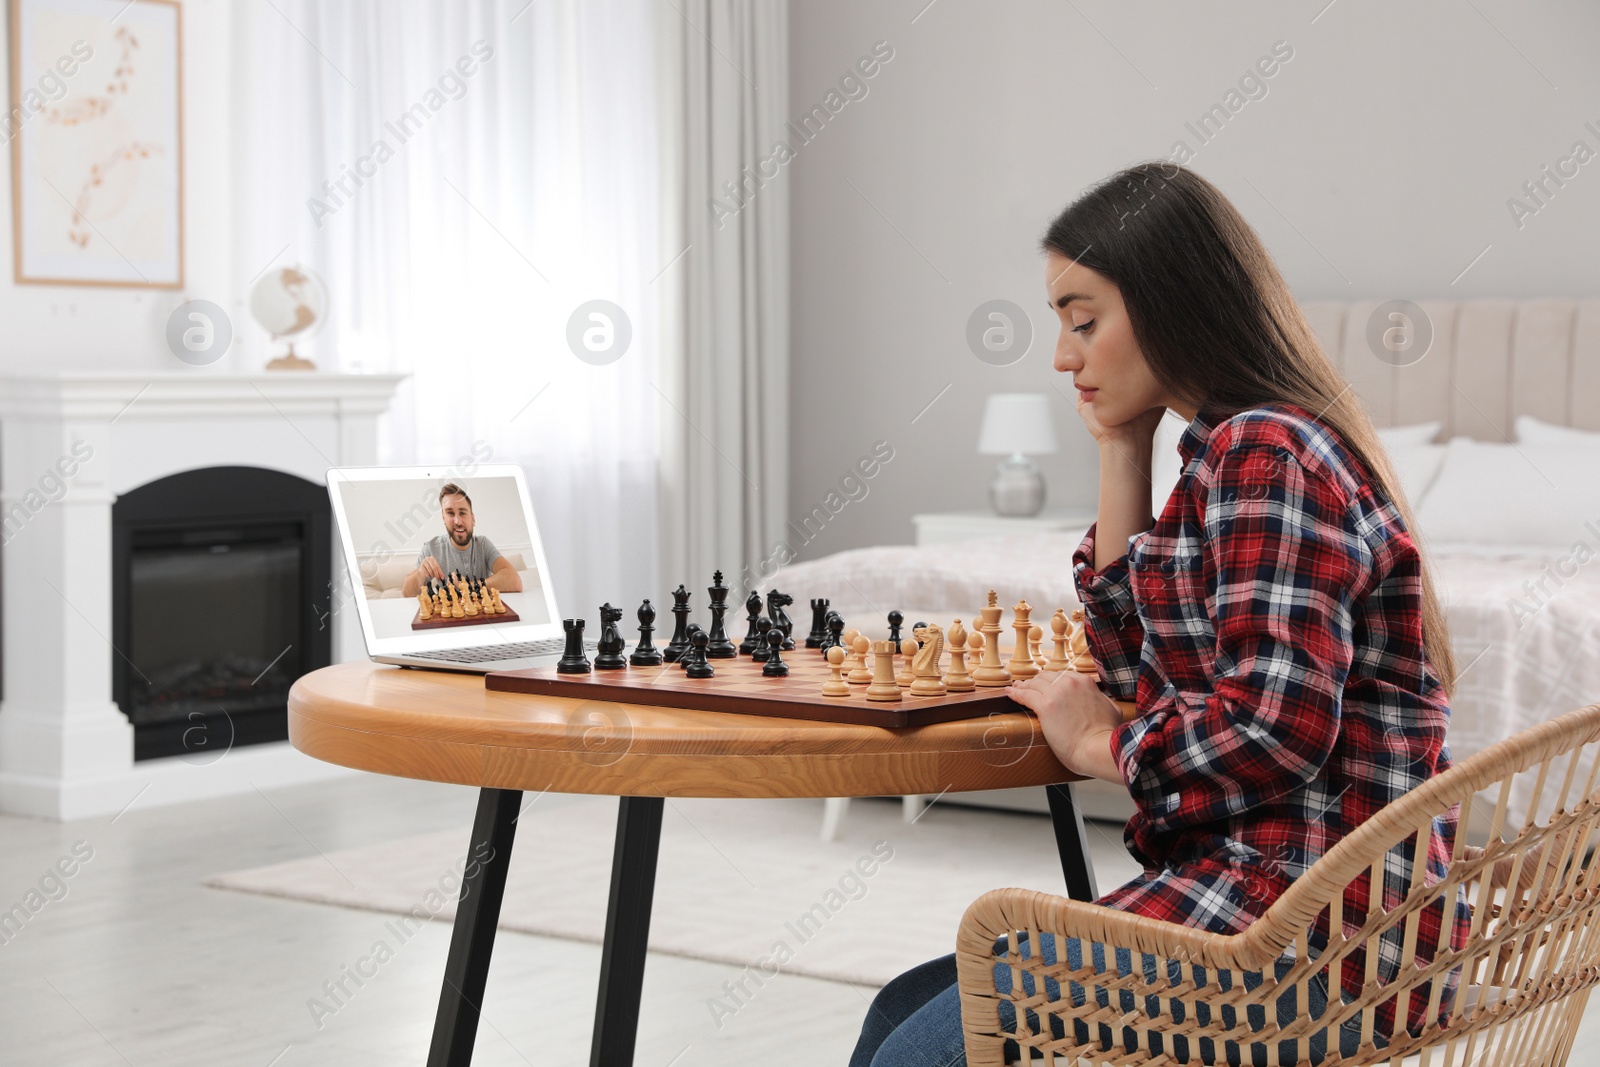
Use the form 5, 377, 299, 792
1041, 161, 1457, 697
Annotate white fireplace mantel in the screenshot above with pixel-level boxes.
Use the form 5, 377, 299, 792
0, 371, 407, 821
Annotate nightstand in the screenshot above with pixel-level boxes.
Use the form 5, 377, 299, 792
912, 508, 1098, 546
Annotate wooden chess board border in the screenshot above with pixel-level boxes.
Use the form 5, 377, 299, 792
485, 655, 1022, 728
412, 604, 522, 630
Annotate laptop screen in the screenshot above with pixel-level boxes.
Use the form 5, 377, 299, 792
327, 464, 562, 655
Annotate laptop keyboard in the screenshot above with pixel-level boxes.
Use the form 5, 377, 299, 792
422, 637, 594, 663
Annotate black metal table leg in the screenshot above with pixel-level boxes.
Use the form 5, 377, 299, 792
427, 787, 522, 1067
590, 796, 665, 1067
1045, 783, 1099, 901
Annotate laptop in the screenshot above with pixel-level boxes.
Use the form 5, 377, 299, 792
327, 463, 591, 673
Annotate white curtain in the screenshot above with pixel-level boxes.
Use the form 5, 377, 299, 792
657, 0, 789, 597
233, 0, 663, 617
234, 0, 787, 615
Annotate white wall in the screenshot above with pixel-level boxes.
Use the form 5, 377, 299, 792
0, 0, 236, 373
787, 0, 1600, 555
337, 475, 532, 560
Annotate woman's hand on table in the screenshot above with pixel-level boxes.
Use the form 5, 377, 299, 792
1005, 671, 1124, 784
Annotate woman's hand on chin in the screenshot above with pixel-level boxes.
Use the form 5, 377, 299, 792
1078, 393, 1167, 450
1006, 670, 1125, 783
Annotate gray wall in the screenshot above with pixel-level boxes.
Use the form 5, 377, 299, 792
786, 0, 1600, 557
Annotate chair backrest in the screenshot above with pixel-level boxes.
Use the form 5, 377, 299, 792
1248, 699, 1600, 1064
960, 700, 1600, 1066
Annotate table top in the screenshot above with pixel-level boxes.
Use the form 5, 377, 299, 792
288, 661, 1075, 799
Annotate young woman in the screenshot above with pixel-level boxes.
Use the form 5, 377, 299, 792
848, 162, 1469, 1066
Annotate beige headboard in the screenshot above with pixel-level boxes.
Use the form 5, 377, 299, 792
1299, 299, 1600, 438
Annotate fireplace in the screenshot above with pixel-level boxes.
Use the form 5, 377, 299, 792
111, 467, 332, 762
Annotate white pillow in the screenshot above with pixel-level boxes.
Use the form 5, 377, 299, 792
1150, 410, 1187, 516
1513, 414, 1600, 448
1382, 443, 1448, 508
1416, 437, 1600, 547
1377, 420, 1442, 447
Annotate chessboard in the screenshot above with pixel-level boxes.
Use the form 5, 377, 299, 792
485, 652, 1019, 728
412, 603, 521, 631
411, 573, 518, 631
485, 580, 1136, 728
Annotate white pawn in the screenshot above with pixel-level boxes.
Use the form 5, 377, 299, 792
847, 633, 873, 685
896, 637, 916, 688
822, 644, 850, 698
944, 621, 975, 692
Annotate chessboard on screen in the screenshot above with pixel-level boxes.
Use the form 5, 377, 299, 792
486, 576, 1137, 728
330, 473, 552, 640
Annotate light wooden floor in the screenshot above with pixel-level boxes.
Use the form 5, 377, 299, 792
0, 774, 1110, 1066
4, 773, 1599, 1066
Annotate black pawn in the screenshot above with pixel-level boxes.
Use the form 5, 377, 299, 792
663, 584, 692, 662
557, 619, 591, 674
737, 591, 764, 655
887, 610, 905, 646
806, 598, 830, 648
750, 618, 773, 662
685, 630, 716, 679
594, 603, 628, 669
821, 612, 845, 656
706, 570, 737, 658
761, 627, 788, 677
630, 600, 662, 666
679, 624, 705, 671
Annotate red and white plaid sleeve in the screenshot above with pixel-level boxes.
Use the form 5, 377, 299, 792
1112, 441, 1375, 833
1071, 521, 1146, 703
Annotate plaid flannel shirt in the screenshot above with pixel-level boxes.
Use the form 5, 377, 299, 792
1073, 402, 1471, 1038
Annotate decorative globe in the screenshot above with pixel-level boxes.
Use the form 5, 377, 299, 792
249, 266, 329, 370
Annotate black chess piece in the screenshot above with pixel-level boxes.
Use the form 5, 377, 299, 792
887, 610, 905, 646
766, 589, 795, 650
761, 627, 789, 677
750, 618, 773, 662
663, 584, 692, 662
806, 598, 830, 648
737, 591, 764, 655
706, 570, 737, 658
821, 611, 845, 656
557, 618, 591, 674
593, 603, 627, 669
685, 629, 716, 679
679, 624, 705, 671
630, 599, 662, 666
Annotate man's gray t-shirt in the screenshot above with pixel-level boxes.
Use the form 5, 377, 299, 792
418, 535, 503, 580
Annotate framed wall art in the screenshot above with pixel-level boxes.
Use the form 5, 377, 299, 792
9, 0, 184, 287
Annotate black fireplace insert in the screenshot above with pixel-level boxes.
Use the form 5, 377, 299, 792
112, 467, 332, 762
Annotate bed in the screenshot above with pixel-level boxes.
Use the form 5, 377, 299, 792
778, 298, 1600, 828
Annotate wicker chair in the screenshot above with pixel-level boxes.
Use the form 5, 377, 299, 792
957, 701, 1600, 1066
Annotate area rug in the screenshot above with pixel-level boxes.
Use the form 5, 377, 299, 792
205, 794, 1140, 987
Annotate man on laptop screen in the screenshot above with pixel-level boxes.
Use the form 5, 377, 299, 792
402, 482, 523, 596
329, 464, 567, 671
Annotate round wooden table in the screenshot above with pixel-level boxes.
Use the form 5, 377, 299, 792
289, 661, 1098, 1067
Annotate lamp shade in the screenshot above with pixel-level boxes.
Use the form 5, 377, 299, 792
976, 393, 1059, 456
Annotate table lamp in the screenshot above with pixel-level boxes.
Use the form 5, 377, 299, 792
977, 393, 1058, 517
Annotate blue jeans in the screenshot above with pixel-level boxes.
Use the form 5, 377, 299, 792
849, 933, 1378, 1066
